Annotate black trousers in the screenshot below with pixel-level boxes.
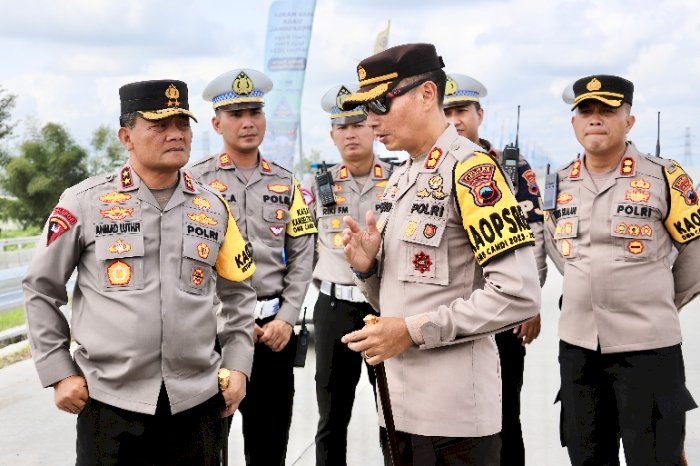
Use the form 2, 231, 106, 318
313, 290, 378, 466
495, 330, 526, 466
380, 428, 501, 466
558, 341, 696, 466
238, 315, 297, 466
76, 384, 223, 466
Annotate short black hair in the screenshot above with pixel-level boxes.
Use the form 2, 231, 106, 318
399, 69, 447, 107
119, 111, 139, 129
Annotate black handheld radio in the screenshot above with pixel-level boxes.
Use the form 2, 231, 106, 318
502, 105, 521, 192
315, 161, 336, 207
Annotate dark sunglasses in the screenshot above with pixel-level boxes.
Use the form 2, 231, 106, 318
365, 79, 429, 115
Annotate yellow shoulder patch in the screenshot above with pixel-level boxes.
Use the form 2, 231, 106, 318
215, 198, 256, 281
454, 152, 535, 266
663, 165, 700, 243
286, 180, 318, 237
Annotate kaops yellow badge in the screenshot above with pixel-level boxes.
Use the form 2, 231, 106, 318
663, 164, 700, 243
287, 180, 318, 237
215, 198, 255, 281
454, 152, 535, 266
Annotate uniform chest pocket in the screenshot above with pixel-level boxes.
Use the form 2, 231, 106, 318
318, 215, 346, 249
94, 234, 145, 291
260, 205, 290, 244
553, 217, 579, 260
180, 235, 220, 295
610, 214, 658, 262
397, 215, 449, 285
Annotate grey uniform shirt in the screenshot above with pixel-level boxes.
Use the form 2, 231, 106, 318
190, 153, 316, 325
306, 156, 392, 285
544, 143, 700, 353
23, 164, 257, 415
355, 125, 541, 437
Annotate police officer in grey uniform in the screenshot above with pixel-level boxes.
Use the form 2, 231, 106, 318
545, 74, 700, 465
189, 68, 317, 466
443, 72, 546, 466
339, 43, 541, 465
22, 80, 257, 465
306, 84, 392, 465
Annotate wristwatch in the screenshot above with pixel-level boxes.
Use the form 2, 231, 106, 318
351, 261, 378, 281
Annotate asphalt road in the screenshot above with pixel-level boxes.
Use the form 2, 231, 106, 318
1, 259, 699, 465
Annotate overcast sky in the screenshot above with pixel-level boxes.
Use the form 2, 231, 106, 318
1, 0, 699, 171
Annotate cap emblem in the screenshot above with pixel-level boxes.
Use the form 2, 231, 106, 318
445, 76, 458, 96
336, 86, 351, 109
586, 78, 602, 92
233, 72, 253, 95
165, 84, 181, 107
358, 66, 367, 81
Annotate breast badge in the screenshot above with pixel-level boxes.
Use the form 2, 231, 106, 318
625, 190, 650, 203
188, 212, 218, 225
627, 240, 644, 255
192, 267, 205, 286
99, 192, 132, 204
197, 242, 210, 259
268, 184, 291, 194
108, 239, 132, 254
416, 175, 447, 200
557, 193, 574, 205
192, 197, 211, 210
404, 220, 418, 237
560, 239, 572, 257
269, 225, 284, 236
423, 223, 437, 239
209, 180, 228, 192
412, 252, 432, 273
100, 206, 135, 221
107, 260, 132, 286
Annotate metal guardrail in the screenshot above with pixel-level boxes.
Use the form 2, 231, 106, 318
0, 236, 40, 269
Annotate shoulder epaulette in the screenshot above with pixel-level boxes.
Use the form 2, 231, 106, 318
270, 160, 293, 175
645, 154, 678, 172
556, 159, 577, 173
65, 172, 115, 197
452, 138, 484, 163
188, 154, 217, 169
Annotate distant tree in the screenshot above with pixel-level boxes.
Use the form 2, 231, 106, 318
294, 148, 322, 177
0, 86, 17, 143
88, 125, 126, 175
0, 123, 89, 228
0, 86, 18, 166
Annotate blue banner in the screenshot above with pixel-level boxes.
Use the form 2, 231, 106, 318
261, 0, 317, 169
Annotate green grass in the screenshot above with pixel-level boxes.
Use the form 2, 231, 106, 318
0, 306, 26, 332
0, 227, 40, 239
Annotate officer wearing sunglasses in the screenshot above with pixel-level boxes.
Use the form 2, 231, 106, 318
339, 43, 541, 465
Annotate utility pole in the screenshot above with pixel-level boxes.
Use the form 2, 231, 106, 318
684, 127, 692, 167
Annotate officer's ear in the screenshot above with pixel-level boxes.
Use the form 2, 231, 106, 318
118, 127, 134, 151
211, 113, 223, 135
